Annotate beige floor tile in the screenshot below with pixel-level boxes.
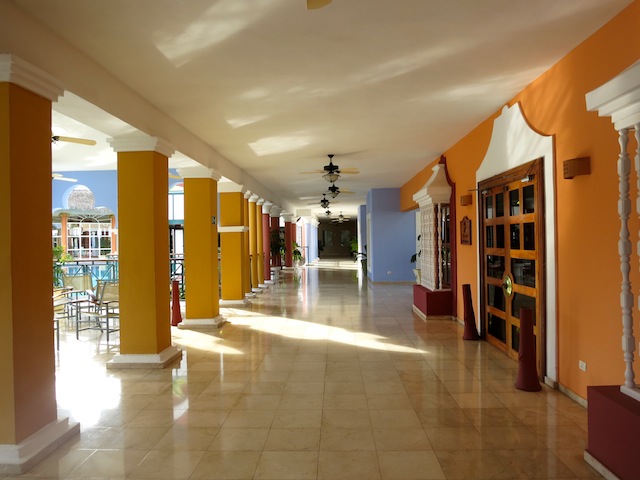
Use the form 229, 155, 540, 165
366, 393, 414, 410
283, 381, 325, 394
264, 428, 321, 451
323, 393, 368, 410
435, 448, 512, 479
253, 451, 318, 479
233, 393, 282, 410
324, 381, 365, 394
450, 391, 506, 409
222, 409, 276, 428
173, 409, 229, 428
22, 447, 95, 478
378, 450, 445, 479
320, 427, 376, 451
494, 448, 574, 479
68, 448, 149, 479
152, 425, 218, 451
322, 409, 372, 428
369, 409, 422, 428
372, 427, 432, 451
317, 451, 381, 479
279, 393, 324, 410
108, 426, 171, 450
424, 426, 484, 451
208, 427, 269, 451
273, 409, 323, 428
190, 450, 261, 479
127, 450, 205, 479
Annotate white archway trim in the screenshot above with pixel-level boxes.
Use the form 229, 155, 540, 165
476, 102, 557, 385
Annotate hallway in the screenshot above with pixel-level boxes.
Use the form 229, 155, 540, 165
12, 267, 596, 480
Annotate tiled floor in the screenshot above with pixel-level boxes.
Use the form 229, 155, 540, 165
5, 264, 600, 479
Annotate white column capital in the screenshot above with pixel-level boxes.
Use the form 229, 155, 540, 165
108, 134, 175, 158
0, 54, 64, 102
218, 181, 245, 193
282, 213, 295, 223
270, 206, 282, 218
177, 165, 221, 180
249, 194, 260, 203
257, 198, 265, 206
262, 202, 273, 214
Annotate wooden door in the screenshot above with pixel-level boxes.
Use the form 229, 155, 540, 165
479, 159, 545, 374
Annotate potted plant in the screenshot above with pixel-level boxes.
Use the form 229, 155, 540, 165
52, 245, 72, 286
292, 241, 304, 265
270, 229, 284, 267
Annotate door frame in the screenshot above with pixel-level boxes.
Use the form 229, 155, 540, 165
478, 159, 546, 377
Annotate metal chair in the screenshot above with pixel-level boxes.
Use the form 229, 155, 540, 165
77, 281, 119, 342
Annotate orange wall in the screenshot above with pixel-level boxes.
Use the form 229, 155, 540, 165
400, 0, 640, 399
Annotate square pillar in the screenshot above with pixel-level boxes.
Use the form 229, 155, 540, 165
108, 135, 181, 368
179, 166, 223, 327
0, 55, 79, 474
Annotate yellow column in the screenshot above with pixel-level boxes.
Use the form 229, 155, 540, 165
180, 166, 223, 327
243, 191, 254, 297
248, 194, 261, 293
108, 135, 181, 368
256, 200, 266, 287
219, 184, 250, 306
0, 56, 78, 473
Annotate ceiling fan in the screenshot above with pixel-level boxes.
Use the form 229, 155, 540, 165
307, 0, 332, 9
327, 182, 355, 198
51, 135, 97, 146
332, 212, 351, 224
300, 154, 359, 182
52, 173, 78, 183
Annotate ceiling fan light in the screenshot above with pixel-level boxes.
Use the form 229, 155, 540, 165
329, 191, 339, 198
307, 0, 332, 9
323, 172, 340, 182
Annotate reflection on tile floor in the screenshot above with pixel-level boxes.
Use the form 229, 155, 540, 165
5, 265, 600, 479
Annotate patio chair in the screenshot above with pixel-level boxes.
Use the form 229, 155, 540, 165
77, 281, 119, 342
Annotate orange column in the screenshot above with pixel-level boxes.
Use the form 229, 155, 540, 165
179, 166, 223, 327
0, 56, 79, 473
108, 135, 181, 368
256, 199, 266, 287
248, 194, 261, 293
219, 183, 250, 306
270, 207, 282, 268
243, 191, 254, 297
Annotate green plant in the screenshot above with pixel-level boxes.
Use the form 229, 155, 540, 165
292, 241, 303, 263
52, 246, 72, 286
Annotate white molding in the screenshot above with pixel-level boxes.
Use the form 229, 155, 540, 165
0, 54, 64, 102
249, 194, 260, 203
178, 316, 226, 328
270, 206, 282, 217
108, 134, 175, 158
262, 202, 273, 214
620, 384, 640, 402
107, 345, 181, 369
477, 102, 557, 382
282, 214, 295, 223
583, 451, 621, 480
413, 164, 451, 206
244, 190, 252, 199
218, 226, 249, 233
257, 198, 265, 206
586, 61, 640, 130
177, 166, 221, 180
0, 418, 79, 475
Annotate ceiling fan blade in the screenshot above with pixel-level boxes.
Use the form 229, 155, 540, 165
307, 0, 332, 9
52, 135, 97, 146
338, 168, 359, 174
300, 170, 325, 174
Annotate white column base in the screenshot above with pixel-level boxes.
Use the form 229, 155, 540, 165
245, 292, 256, 298
220, 298, 251, 307
107, 345, 182, 369
251, 287, 262, 293
178, 316, 226, 329
0, 417, 80, 475
265, 280, 275, 284
258, 283, 269, 289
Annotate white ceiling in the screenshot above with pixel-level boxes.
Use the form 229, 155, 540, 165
8, 0, 632, 218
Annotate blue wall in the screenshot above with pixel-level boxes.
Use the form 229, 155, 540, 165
305, 222, 318, 263
366, 188, 415, 283
52, 170, 118, 219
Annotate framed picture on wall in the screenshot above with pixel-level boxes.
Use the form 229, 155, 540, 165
461, 216, 471, 245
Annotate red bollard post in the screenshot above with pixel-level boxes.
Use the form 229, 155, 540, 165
462, 284, 480, 340
514, 307, 541, 391
171, 279, 182, 326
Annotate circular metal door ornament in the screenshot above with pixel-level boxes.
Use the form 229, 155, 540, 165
502, 274, 514, 297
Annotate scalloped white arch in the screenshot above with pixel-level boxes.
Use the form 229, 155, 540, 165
476, 102, 557, 384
